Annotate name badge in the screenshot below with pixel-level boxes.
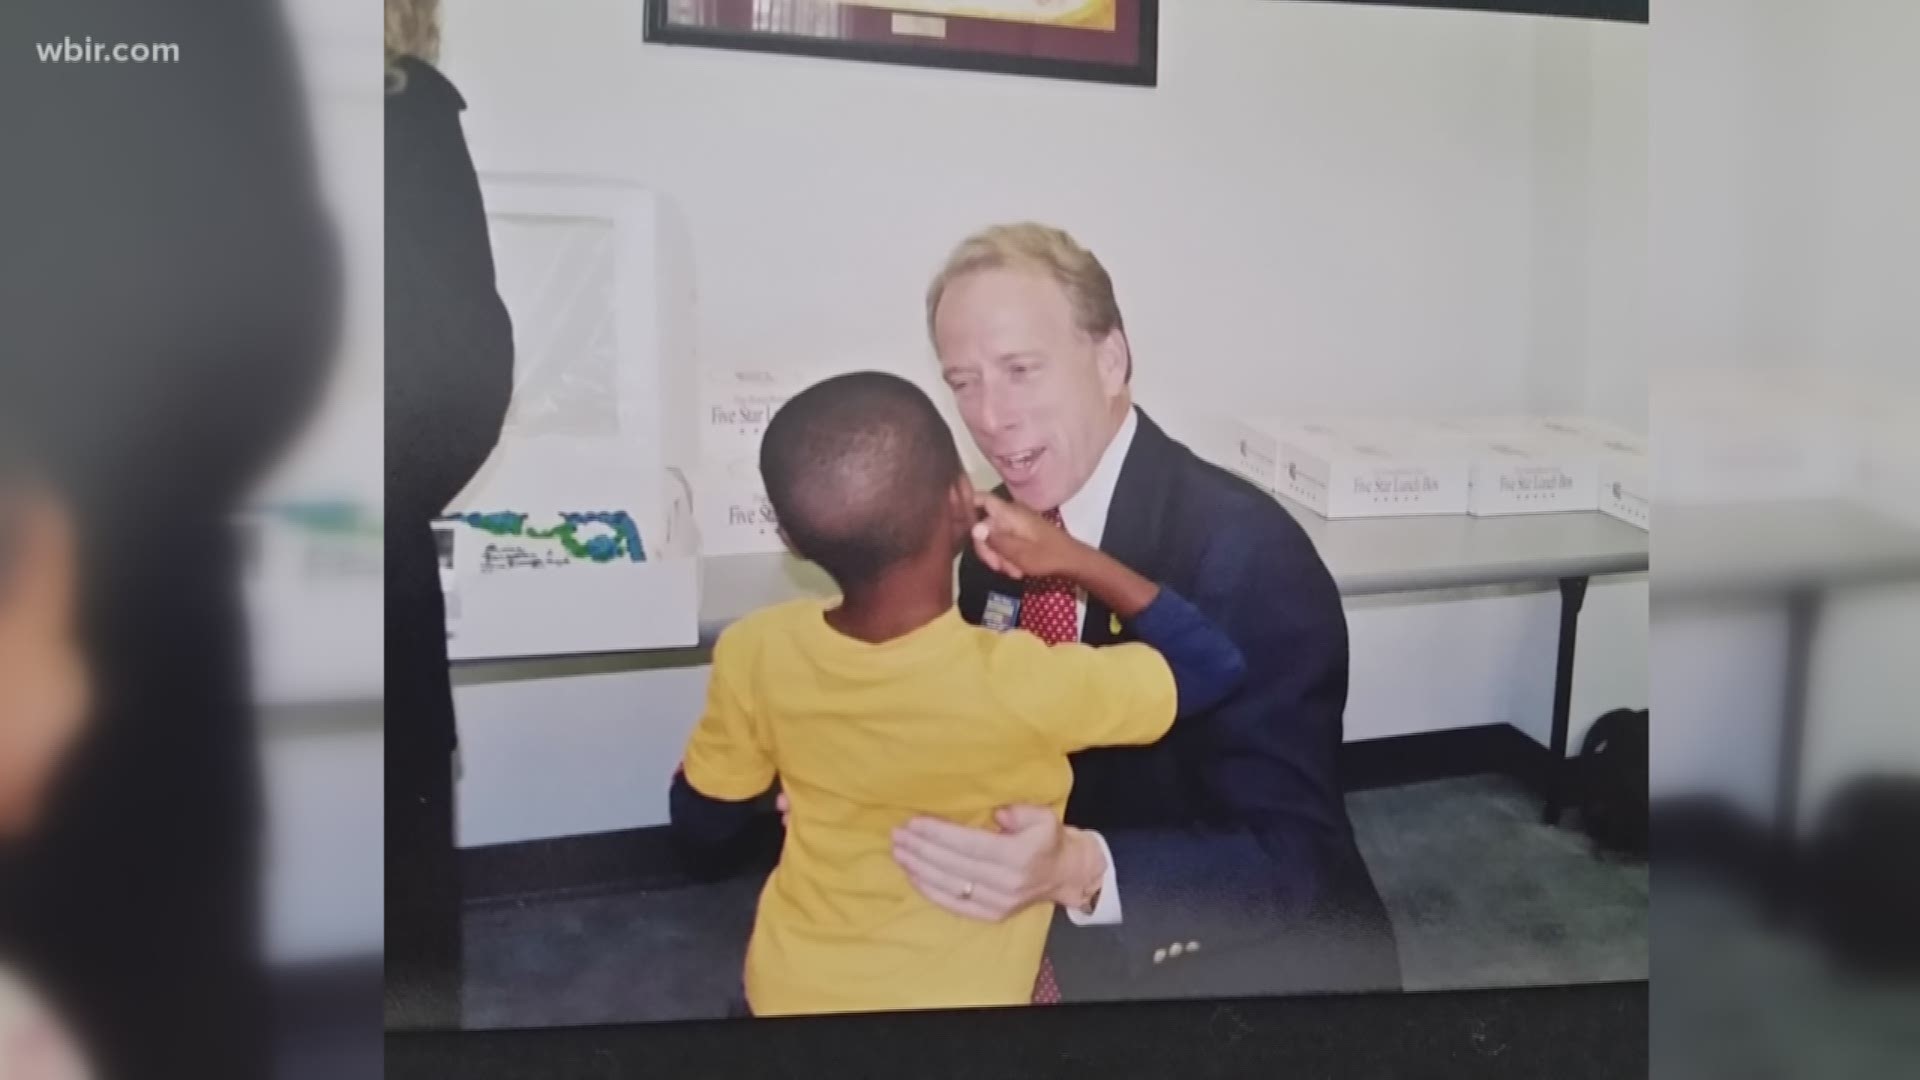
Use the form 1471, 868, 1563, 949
983, 591, 1021, 632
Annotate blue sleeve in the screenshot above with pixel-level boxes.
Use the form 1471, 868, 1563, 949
1126, 586, 1248, 718
669, 769, 763, 852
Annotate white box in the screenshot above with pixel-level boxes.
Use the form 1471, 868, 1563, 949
696, 457, 785, 557
439, 503, 699, 660
1523, 416, 1648, 527
700, 368, 823, 461
1653, 387, 1867, 507
440, 175, 700, 659
1422, 416, 1638, 517
1231, 418, 1472, 519
1597, 452, 1651, 530
695, 366, 963, 552
241, 504, 383, 706
1856, 410, 1920, 530
1459, 433, 1602, 516
1530, 415, 1647, 457
1461, 435, 1589, 515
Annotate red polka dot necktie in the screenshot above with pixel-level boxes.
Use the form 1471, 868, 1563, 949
1018, 509, 1081, 648
1019, 507, 1075, 1005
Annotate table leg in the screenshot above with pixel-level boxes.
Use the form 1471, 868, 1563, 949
1543, 575, 1590, 826
1773, 590, 1819, 899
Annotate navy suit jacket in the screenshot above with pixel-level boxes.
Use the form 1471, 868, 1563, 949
958, 409, 1399, 999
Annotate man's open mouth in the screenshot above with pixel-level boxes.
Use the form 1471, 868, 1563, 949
995, 448, 1044, 481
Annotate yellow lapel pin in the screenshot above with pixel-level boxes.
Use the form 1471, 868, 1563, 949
1110, 612, 1123, 636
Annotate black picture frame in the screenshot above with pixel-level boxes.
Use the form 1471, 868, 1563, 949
643, 1, 1160, 87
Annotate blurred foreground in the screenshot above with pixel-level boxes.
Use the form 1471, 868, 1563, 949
1, 1, 380, 1077
1650, 0, 1920, 1075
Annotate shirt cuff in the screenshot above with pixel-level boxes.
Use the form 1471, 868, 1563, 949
1064, 830, 1123, 926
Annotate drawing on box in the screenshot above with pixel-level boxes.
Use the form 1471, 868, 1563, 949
454, 510, 648, 572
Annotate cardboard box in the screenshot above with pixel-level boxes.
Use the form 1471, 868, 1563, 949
695, 457, 785, 557
439, 504, 699, 661
1654, 379, 1867, 507
1597, 452, 1650, 530
437, 176, 701, 659
700, 368, 823, 461
241, 506, 384, 705
1856, 410, 1920, 530
1527, 416, 1649, 528
1459, 433, 1602, 516
1424, 416, 1646, 517
1450, 420, 1609, 517
1230, 418, 1472, 519
1530, 415, 1647, 457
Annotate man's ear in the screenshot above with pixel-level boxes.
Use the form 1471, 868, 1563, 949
949, 474, 979, 536
1095, 329, 1131, 396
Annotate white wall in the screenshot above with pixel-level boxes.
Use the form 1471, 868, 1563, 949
446, 0, 1557, 420
1648, 0, 1920, 832
439, 0, 1649, 846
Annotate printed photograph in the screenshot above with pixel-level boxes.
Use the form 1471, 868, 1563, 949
384, 0, 1650, 1033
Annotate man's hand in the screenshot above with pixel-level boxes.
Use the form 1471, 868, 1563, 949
970, 492, 1086, 581
891, 805, 1107, 922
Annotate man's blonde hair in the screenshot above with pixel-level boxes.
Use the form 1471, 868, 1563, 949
925, 223, 1127, 349
385, 0, 443, 94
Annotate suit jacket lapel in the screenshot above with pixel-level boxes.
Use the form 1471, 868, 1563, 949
957, 481, 1023, 627
1083, 409, 1178, 647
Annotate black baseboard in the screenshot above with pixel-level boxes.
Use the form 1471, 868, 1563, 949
1340, 722, 1555, 793
461, 724, 1561, 906
460, 816, 780, 907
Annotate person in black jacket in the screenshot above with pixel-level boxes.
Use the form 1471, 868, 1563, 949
893, 223, 1400, 1002
383, 0, 516, 1029
0, 1, 338, 1075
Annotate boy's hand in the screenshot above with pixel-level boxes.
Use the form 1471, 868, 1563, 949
970, 492, 1084, 581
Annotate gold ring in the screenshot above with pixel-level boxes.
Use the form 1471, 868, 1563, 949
960, 881, 975, 900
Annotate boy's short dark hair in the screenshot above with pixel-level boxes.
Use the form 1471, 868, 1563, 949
760, 371, 964, 589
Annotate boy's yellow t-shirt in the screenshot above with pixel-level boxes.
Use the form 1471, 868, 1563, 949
681, 597, 1178, 1017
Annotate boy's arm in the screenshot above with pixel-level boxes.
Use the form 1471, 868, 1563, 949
1060, 544, 1247, 718
671, 630, 777, 858
1119, 586, 1248, 718
669, 768, 766, 853
1057, 541, 1158, 619
998, 608, 1246, 757
973, 491, 1246, 738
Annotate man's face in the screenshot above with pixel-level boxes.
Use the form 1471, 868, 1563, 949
933, 267, 1128, 512
0, 497, 89, 838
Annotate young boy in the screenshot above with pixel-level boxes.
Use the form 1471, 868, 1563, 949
0, 459, 95, 1079
670, 371, 1247, 1017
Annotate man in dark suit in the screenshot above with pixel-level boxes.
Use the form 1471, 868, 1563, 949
890, 223, 1399, 1001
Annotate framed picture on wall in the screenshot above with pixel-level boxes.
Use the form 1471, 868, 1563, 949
643, 1, 1158, 87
